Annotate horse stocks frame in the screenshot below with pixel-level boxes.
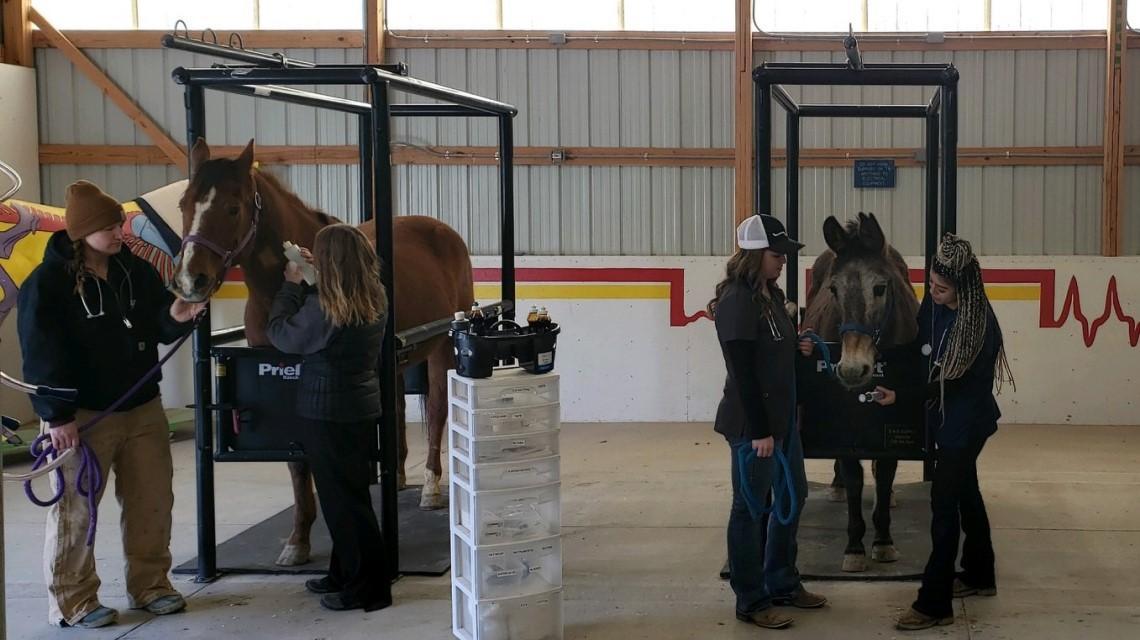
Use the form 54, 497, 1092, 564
753, 58, 960, 472
173, 62, 519, 583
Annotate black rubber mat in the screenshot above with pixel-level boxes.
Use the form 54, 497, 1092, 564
174, 484, 451, 577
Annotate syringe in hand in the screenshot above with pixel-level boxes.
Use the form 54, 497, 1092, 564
857, 390, 885, 404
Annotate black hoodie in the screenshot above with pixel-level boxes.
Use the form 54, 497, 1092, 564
16, 230, 193, 425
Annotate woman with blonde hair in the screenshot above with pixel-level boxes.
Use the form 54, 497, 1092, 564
267, 223, 391, 612
709, 214, 827, 631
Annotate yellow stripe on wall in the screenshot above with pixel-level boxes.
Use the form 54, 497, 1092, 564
912, 284, 1039, 300
474, 283, 670, 300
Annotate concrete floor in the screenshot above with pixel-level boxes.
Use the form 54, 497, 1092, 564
3, 422, 1139, 639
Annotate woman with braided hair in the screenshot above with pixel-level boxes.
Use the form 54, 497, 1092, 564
871, 233, 1014, 631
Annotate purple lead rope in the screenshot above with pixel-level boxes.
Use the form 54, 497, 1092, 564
23, 315, 202, 546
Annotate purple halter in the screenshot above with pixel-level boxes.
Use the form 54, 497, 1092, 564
180, 185, 263, 274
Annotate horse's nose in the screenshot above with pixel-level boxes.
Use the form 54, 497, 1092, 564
193, 273, 210, 292
860, 365, 870, 378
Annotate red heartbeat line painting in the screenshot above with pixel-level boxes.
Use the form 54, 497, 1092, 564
472, 266, 1139, 346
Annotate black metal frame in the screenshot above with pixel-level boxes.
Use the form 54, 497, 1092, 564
753, 61, 959, 303
175, 63, 518, 584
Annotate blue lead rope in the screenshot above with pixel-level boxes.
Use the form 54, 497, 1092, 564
735, 443, 798, 526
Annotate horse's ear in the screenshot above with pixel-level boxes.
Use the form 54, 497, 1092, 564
190, 138, 210, 172
823, 216, 847, 254
859, 212, 886, 253
235, 139, 256, 175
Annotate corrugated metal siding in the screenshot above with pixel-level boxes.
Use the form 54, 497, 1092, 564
36, 45, 1123, 256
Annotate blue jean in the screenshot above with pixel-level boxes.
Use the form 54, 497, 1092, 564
727, 426, 809, 614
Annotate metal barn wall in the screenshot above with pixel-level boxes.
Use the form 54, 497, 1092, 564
35, 44, 1136, 256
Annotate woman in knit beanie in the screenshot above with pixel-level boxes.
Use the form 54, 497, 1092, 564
873, 232, 1014, 631
16, 180, 204, 628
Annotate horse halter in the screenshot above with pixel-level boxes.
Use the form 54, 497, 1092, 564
179, 179, 263, 277
837, 280, 894, 346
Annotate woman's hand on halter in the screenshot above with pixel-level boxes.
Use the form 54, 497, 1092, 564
797, 328, 815, 357
752, 436, 775, 458
170, 299, 207, 323
872, 386, 896, 406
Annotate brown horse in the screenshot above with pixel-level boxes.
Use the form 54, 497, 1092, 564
170, 139, 473, 566
803, 212, 919, 572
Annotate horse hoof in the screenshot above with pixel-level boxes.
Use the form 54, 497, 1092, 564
827, 487, 847, 503
275, 544, 311, 567
397, 469, 407, 491
872, 544, 899, 563
842, 554, 867, 572
419, 471, 446, 511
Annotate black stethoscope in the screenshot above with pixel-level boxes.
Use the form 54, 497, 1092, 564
79, 257, 136, 329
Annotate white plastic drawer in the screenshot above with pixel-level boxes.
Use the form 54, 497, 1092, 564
451, 480, 561, 546
450, 402, 561, 438
451, 428, 560, 464
452, 584, 563, 640
451, 455, 561, 492
449, 369, 560, 410
453, 534, 562, 600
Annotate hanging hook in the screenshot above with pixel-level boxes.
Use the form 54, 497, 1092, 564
202, 28, 218, 45
173, 20, 189, 39
229, 32, 245, 50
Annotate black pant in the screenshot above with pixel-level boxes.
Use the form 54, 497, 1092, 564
310, 418, 391, 606
913, 438, 995, 618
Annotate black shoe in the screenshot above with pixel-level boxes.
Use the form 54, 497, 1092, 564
305, 577, 339, 595
320, 592, 392, 612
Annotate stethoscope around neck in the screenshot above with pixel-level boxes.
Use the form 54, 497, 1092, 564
79, 257, 136, 329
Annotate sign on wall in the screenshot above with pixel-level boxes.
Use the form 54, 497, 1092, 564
853, 159, 897, 188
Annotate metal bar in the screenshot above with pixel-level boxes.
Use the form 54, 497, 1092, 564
797, 104, 928, 118
359, 110, 378, 482
173, 67, 518, 115
754, 81, 773, 217
210, 326, 246, 345
770, 84, 799, 115
927, 89, 942, 115
941, 80, 958, 234
163, 34, 317, 67
753, 66, 952, 86
212, 83, 370, 115
498, 115, 517, 319
925, 113, 940, 286
214, 450, 307, 463
786, 112, 800, 304
185, 84, 217, 585
370, 80, 401, 581
391, 104, 493, 118
757, 62, 952, 70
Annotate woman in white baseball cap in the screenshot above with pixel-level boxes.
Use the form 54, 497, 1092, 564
707, 214, 826, 631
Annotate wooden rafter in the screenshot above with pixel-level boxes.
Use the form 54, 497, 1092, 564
1, 0, 32, 66
41, 144, 1130, 169
366, 0, 386, 64
1102, 0, 1127, 257
733, 0, 753, 225
28, 8, 187, 169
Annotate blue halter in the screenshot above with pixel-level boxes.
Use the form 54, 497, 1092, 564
837, 280, 895, 346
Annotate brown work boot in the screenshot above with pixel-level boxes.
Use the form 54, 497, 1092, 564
736, 609, 794, 629
953, 578, 997, 598
773, 589, 828, 609
895, 607, 954, 631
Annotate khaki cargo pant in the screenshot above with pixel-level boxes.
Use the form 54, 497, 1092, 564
42, 396, 179, 626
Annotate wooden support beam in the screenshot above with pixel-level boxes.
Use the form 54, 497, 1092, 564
30, 29, 364, 50
1102, 0, 1127, 256
40, 144, 1126, 168
733, 0, 753, 225
28, 8, 187, 169
1, 0, 32, 66
366, 0, 386, 64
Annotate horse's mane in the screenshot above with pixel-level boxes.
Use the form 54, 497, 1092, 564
803, 215, 918, 345
254, 169, 340, 228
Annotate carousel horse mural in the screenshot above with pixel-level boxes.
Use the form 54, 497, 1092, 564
170, 139, 473, 567
803, 212, 919, 572
0, 180, 186, 325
